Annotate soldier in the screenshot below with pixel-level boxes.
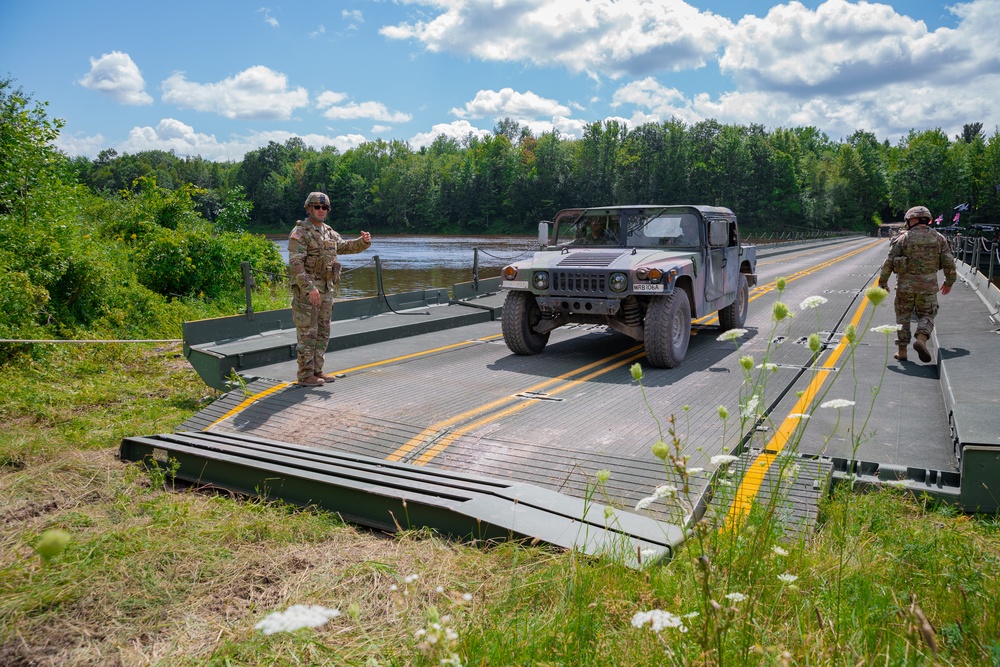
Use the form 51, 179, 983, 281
878, 205, 956, 363
288, 192, 372, 385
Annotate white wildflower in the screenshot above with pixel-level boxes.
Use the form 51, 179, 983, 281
653, 484, 677, 499
800, 296, 828, 310
772, 545, 789, 556
631, 609, 688, 633
711, 454, 739, 466
756, 362, 778, 371
871, 324, 902, 335
787, 413, 810, 420
436, 586, 445, 594
255, 604, 341, 635
686, 467, 704, 474
405, 574, 419, 584
635, 496, 654, 511
462, 593, 473, 602
777, 573, 798, 584
820, 399, 855, 409
717, 328, 748, 342
725, 592, 747, 602
741, 394, 760, 419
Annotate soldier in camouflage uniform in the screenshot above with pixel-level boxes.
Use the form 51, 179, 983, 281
288, 192, 372, 385
878, 205, 956, 363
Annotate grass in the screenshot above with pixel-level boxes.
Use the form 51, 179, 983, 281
2, 345, 1000, 666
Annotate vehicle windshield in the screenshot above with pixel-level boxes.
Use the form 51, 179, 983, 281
557, 212, 624, 246
625, 212, 700, 248
553, 208, 701, 248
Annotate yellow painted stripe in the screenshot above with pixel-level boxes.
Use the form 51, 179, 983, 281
413, 350, 648, 466
723, 282, 876, 530
206, 381, 292, 429
386, 345, 644, 461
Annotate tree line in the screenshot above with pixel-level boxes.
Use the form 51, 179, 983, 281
70, 118, 1000, 235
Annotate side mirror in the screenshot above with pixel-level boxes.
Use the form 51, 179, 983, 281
538, 221, 550, 248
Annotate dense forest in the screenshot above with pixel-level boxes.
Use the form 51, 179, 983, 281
2, 74, 1000, 351
69, 110, 1000, 236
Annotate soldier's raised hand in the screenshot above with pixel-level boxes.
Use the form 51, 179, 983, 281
940, 285, 952, 295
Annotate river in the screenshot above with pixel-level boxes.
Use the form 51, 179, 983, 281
274, 235, 538, 299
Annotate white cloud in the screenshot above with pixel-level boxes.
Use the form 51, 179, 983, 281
316, 94, 412, 123
408, 120, 490, 149
451, 88, 571, 121
78, 51, 153, 105
259, 7, 279, 28
105, 117, 365, 161
381, 0, 730, 79
161, 66, 309, 120
310, 25, 327, 38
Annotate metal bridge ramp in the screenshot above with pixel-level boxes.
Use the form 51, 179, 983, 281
119, 430, 685, 568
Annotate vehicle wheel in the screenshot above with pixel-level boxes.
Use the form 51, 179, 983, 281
718, 274, 749, 330
502, 291, 550, 355
644, 289, 691, 368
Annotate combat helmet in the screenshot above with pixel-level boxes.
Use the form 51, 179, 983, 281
304, 192, 330, 208
904, 205, 932, 225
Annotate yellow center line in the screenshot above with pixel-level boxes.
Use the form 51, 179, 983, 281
206, 381, 292, 429
413, 350, 648, 466
723, 283, 875, 530
386, 344, 644, 461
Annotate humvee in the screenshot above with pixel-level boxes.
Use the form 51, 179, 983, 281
499, 205, 757, 368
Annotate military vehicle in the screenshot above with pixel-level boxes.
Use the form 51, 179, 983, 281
500, 205, 758, 368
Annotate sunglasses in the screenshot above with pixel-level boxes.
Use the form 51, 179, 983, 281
313, 205, 330, 211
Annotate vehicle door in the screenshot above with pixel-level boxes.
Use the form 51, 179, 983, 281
705, 218, 738, 301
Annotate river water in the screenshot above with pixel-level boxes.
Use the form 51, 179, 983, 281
274, 235, 538, 299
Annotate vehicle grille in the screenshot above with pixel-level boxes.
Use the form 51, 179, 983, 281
551, 271, 606, 294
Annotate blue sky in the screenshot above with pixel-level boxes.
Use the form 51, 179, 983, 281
2, 0, 996, 162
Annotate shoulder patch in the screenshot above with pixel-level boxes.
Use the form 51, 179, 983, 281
290, 229, 301, 241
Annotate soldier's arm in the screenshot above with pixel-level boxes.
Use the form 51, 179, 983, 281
287, 233, 317, 293
878, 241, 899, 289
337, 233, 373, 255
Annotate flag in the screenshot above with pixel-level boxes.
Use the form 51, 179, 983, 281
934, 215, 943, 224
953, 213, 960, 223
954, 202, 971, 212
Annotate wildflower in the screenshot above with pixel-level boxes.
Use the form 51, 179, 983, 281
653, 484, 677, 499
596, 469, 610, 483
405, 574, 419, 584
631, 609, 688, 632
772, 301, 789, 321
462, 593, 473, 601
871, 324, 901, 335
844, 323, 857, 343
777, 573, 798, 584
739, 355, 754, 371
799, 295, 828, 310
436, 586, 445, 594
820, 399, 855, 409
776, 277, 787, 291
740, 394, 760, 419
255, 604, 341, 635
635, 496, 654, 511
756, 362, 778, 372
711, 454, 739, 466
630, 363, 643, 381
725, 592, 747, 602
772, 546, 789, 556
717, 328, 748, 342
34, 529, 71, 563
686, 467, 704, 474
717, 405, 729, 420
788, 413, 810, 420
651, 439, 669, 460
604, 506, 614, 520
808, 333, 822, 353
866, 285, 888, 306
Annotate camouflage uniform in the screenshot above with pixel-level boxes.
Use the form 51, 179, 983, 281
288, 200, 371, 383
878, 218, 956, 356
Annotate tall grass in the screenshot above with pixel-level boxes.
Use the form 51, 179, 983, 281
2, 314, 999, 665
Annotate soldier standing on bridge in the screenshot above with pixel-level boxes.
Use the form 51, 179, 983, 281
288, 192, 372, 386
878, 205, 956, 363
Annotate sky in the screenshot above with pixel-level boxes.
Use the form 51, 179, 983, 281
2, 0, 998, 163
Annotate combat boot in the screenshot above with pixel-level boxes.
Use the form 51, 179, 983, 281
893, 345, 908, 361
297, 375, 325, 386
913, 333, 932, 363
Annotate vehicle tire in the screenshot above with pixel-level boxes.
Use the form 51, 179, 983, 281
644, 289, 691, 368
502, 291, 550, 355
718, 273, 749, 330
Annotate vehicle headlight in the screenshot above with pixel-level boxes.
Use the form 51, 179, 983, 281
532, 271, 549, 290
609, 272, 628, 292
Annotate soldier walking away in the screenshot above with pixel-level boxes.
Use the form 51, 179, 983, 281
288, 192, 372, 386
878, 205, 956, 363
